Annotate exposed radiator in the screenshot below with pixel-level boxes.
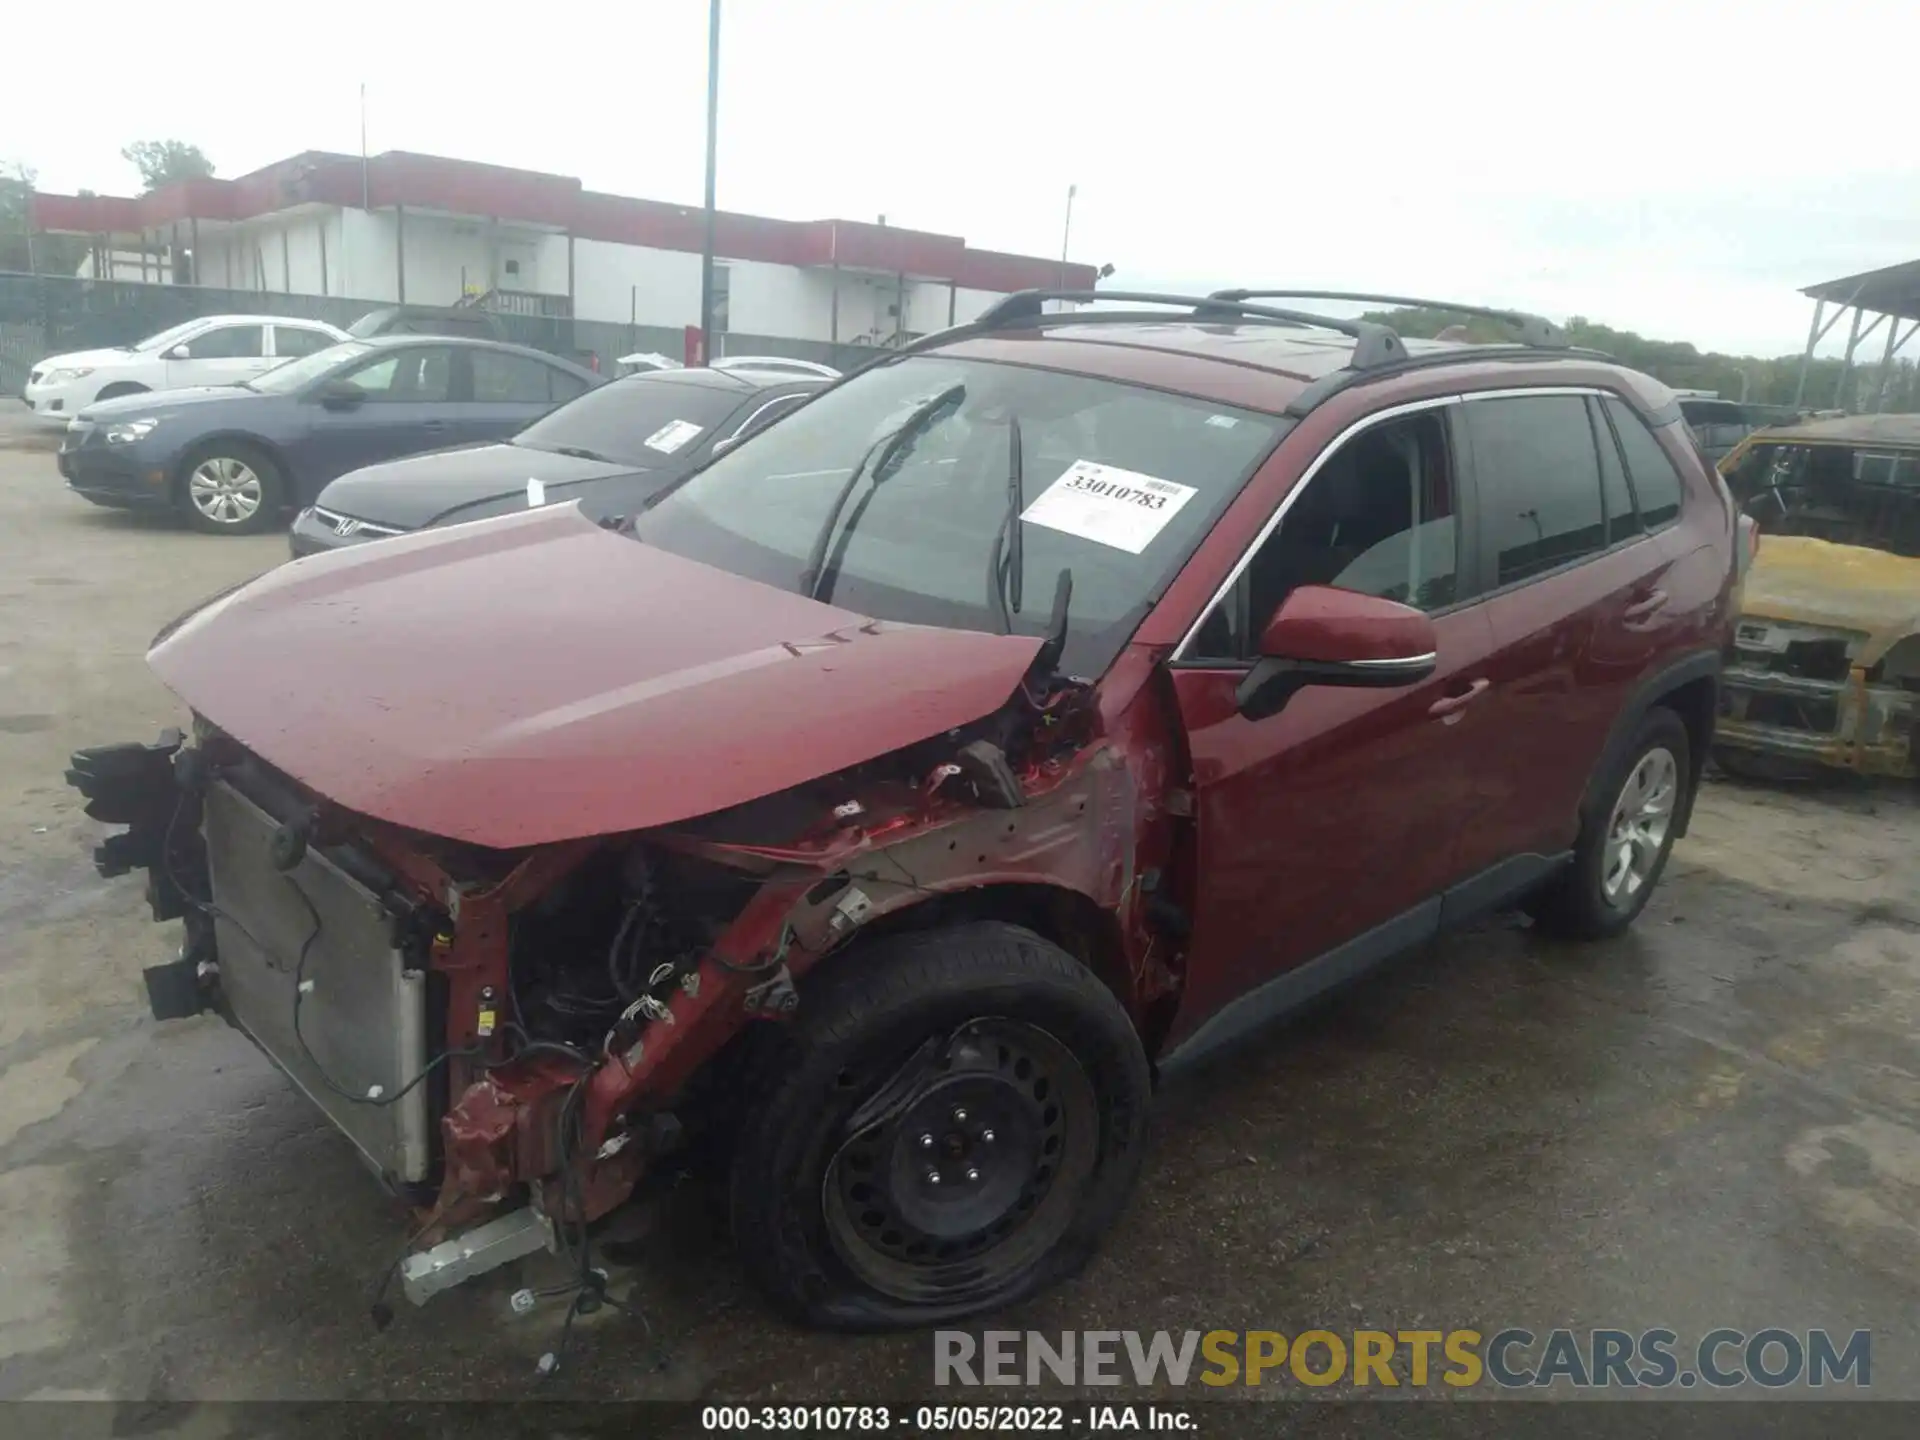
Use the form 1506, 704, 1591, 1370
203, 781, 431, 1183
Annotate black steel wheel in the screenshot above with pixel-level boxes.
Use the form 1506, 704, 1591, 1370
729, 922, 1149, 1330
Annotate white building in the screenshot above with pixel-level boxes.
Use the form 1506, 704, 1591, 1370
32, 150, 1096, 351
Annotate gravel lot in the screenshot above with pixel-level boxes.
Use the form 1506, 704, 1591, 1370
3, 398, 1919, 1421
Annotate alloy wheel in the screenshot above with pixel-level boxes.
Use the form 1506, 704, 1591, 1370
187, 457, 263, 526
1602, 746, 1677, 906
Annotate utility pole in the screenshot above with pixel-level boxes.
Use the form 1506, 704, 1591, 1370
1059, 183, 1076, 289
697, 0, 722, 363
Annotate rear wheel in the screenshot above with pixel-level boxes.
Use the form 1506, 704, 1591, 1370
1530, 708, 1689, 940
728, 922, 1150, 1330
177, 441, 284, 535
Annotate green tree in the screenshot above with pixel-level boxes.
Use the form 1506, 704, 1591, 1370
120, 139, 214, 193
1362, 305, 1916, 414
1, 160, 89, 274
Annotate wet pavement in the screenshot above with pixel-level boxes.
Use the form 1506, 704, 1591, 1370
2, 406, 1919, 1416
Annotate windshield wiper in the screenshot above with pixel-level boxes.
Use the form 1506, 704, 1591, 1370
801, 383, 965, 602
987, 416, 1027, 632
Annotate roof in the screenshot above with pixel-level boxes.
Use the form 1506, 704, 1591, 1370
27, 149, 1098, 293
619, 366, 820, 395
348, 332, 601, 375
1745, 413, 1920, 449
1802, 259, 1920, 323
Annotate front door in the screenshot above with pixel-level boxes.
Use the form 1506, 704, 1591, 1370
1164, 400, 1499, 1054
296, 343, 463, 497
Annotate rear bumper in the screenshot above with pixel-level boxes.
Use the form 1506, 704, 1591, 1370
1717, 663, 1920, 778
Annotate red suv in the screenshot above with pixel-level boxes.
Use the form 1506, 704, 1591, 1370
70, 289, 1736, 1332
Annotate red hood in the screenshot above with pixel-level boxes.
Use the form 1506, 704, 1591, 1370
151, 506, 1042, 848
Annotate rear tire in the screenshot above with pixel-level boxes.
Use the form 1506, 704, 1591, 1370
1530, 707, 1689, 941
177, 441, 284, 535
728, 921, 1150, 1330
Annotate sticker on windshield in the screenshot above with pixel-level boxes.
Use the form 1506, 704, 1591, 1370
644, 419, 704, 454
526, 477, 547, 508
1019, 460, 1198, 555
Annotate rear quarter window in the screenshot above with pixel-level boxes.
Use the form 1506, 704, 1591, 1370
1604, 397, 1685, 527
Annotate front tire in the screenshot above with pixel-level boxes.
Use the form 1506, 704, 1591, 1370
1530, 707, 1689, 940
728, 922, 1150, 1330
177, 441, 284, 535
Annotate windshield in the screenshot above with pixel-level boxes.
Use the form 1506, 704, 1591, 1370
1727, 442, 1920, 559
514, 376, 748, 465
631, 356, 1288, 677
130, 319, 205, 353
247, 341, 373, 394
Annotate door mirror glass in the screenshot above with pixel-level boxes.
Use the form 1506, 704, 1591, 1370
317, 378, 367, 410
1236, 584, 1438, 721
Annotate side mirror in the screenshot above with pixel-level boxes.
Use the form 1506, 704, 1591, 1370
317, 378, 366, 410
1234, 584, 1439, 722
164, 344, 190, 360
710, 433, 744, 459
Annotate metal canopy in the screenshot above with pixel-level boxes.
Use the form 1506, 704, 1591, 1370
1795, 258, 1920, 412
1802, 260, 1920, 323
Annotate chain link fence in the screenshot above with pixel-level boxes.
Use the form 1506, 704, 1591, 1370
1, 271, 903, 394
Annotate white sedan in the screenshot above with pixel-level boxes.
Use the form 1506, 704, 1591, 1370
22, 314, 349, 424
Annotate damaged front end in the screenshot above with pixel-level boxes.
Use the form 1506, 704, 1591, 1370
68, 649, 1166, 1309
1717, 536, 1920, 779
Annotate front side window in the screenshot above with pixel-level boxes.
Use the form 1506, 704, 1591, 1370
1604, 397, 1685, 528
339, 346, 455, 403
631, 356, 1288, 677
249, 341, 371, 394
1187, 408, 1460, 661
1468, 394, 1606, 586
181, 324, 264, 360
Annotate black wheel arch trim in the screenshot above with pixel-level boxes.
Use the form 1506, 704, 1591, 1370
1580, 648, 1720, 841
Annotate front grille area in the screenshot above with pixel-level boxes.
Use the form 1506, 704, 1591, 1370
311, 506, 406, 540
202, 781, 431, 1183
1743, 692, 1841, 734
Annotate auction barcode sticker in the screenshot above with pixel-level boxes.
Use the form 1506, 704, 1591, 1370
644, 419, 705, 454
1019, 460, 1198, 554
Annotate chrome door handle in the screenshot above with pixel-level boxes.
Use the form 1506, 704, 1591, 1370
1427, 678, 1490, 718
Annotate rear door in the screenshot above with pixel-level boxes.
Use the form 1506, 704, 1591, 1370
1460, 389, 1684, 869
1164, 399, 1499, 1050
464, 349, 591, 443
167, 322, 272, 389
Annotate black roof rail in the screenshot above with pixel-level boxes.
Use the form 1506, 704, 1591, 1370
1209, 289, 1569, 350
970, 289, 1410, 370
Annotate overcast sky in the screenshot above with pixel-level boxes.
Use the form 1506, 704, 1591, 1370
9, 0, 1917, 358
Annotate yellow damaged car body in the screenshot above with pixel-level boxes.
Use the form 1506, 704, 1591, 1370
1718, 415, 1920, 778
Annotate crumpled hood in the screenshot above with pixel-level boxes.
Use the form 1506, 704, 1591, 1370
150, 505, 1043, 848
315, 442, 654, 530
1741, 535, 1920, 666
